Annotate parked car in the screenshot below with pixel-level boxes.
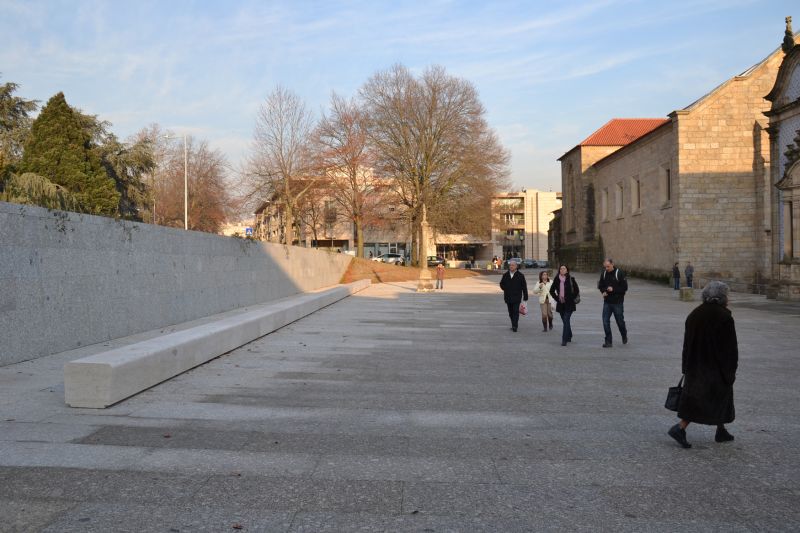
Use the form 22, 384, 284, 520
522, 259, 538, 269
427, 256, 445, 267
373, 253, 405, 266
502, 257, 523, 269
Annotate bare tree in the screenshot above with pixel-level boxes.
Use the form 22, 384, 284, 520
295, 181, 329, 245
312, 93, 377, 258
360, 64, 509, 265
244, 86, 317, 245
149, 131, 230, 233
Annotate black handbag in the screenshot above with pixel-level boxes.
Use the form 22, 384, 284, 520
664, 376, 684, 411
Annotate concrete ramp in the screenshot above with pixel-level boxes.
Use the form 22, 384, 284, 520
64, 280, 369, 408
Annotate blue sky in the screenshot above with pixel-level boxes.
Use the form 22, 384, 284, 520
1, 0, 797, 192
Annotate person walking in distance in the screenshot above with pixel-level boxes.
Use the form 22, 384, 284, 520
499, 259, 528, 332
672, 262, 681, 290
685, 262, 695, 288
598, 258, 628, 348
435, 263, 445, 290
549, 264, 579, 346
532, 270, 554, 332
668, 281, 738, 449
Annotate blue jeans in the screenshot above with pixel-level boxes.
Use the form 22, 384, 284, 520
559, 310, 573, 344
602, 302, 627, 344
436, 279, 443, 289
673, 278, 680, 290
686, 276, 693, 288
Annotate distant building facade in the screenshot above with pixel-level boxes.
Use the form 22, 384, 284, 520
253, 194, 410, 258
253, 185, 561, 267
492, 190, 561, 261
554, 30, 800, 296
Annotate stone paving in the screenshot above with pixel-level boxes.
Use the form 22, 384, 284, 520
0, 274, 798, 532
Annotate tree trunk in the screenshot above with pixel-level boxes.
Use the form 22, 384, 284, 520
410, 215, 418, 267
355, 216, 364, 258
284, 203, 294, 245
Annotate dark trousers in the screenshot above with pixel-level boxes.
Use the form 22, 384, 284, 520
673, 278, 680, 290
559, 310, 573, 343
686, 276, 693, 288
602, 302, 627, 343
506, 301, 520, 329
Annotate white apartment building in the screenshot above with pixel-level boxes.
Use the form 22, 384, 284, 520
492, 190, 562, 261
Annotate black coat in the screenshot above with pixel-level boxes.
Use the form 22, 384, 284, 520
499, 271, 528, 304
677, 302, 738, 425
598, 268, 627, 305
549, 275, 579, 313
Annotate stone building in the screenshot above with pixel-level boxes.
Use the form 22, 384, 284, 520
765, 18, 800, 299
556, 119, 668, 270
548, 208, 562, 266
555, 30, 800, 293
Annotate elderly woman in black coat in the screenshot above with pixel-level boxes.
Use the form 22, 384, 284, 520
668, 281, 738, 449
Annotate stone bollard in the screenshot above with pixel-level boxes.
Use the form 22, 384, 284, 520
679, 287, 694, 302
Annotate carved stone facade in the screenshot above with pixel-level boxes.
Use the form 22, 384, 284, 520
555, 31, 800, 295
766, 21, 800, 299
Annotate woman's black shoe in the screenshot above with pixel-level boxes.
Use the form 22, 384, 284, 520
715, 427, 734, 442
668, 424, 692, 448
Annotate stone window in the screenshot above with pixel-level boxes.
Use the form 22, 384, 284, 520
601, 188, 609, 221
784, 201, 794, 259
660, 166, 672, 207
324, 200, 337, 224
631, 177, 641, 213
615, 182, 624, 218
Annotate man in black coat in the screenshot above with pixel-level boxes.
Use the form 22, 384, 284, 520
598, 258, 628, 348
499, 259, 528, 332
668, 281, 738, 449
672, 262, 681, 290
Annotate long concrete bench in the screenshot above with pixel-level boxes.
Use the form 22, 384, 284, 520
64, 280, 370, 408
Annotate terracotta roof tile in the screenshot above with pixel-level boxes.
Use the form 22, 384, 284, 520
580, 118, 669, 146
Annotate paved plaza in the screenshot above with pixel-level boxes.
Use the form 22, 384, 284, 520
1, 274, 798, 532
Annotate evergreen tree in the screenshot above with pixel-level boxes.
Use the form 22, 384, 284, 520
0, 172, 81, 211
0, 78, 38, 177
74, 110, 155, 220
19, 92, 119, 215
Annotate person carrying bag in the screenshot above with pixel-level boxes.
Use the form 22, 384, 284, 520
499, 259, 528, 333
549, 264, 579, 346
532, 270, 554, 332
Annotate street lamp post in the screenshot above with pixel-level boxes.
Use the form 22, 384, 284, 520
183, 134, 188, 230
164, 133, 188, 230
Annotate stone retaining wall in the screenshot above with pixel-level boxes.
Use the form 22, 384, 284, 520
0, 202, 353, 366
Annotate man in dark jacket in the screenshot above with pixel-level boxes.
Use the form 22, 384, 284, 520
685, 262, 695, 288
668, 281, 738, 449
598, 258, 628, 348
499, 259, 528, 332
672, 262, 681, 290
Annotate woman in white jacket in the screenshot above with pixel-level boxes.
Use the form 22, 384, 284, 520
532, 271, 554, 332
